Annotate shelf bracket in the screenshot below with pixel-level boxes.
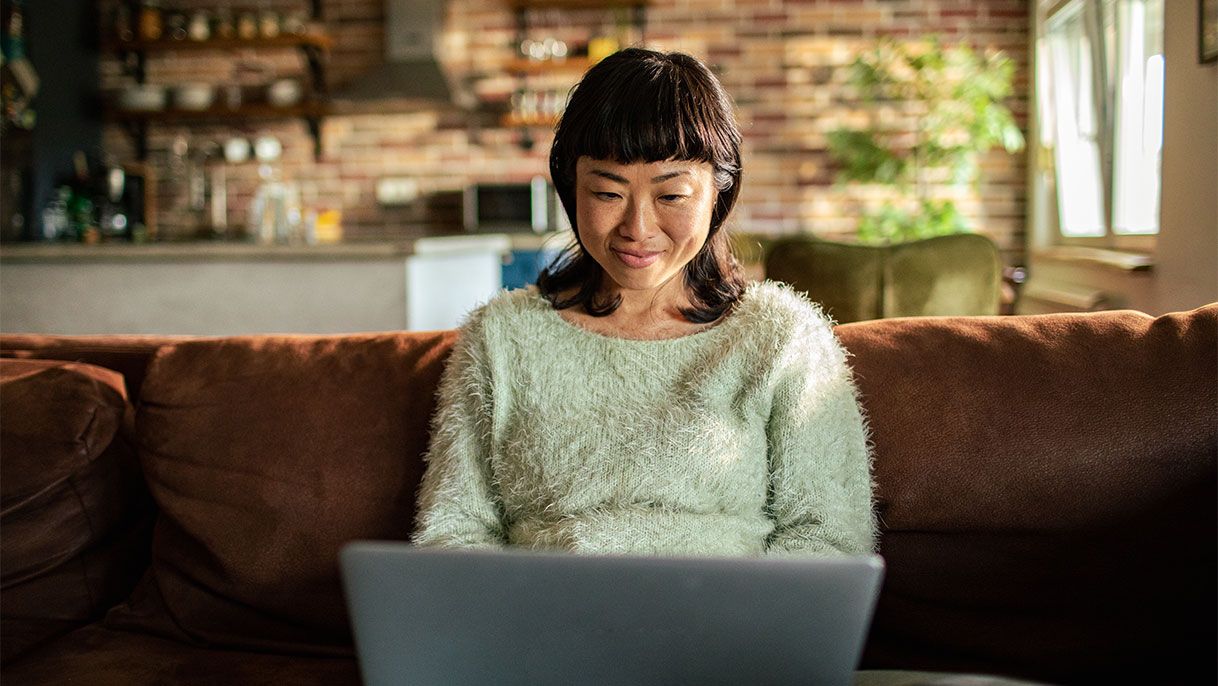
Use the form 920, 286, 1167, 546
120, 119, 150, 162
302, 44, 328, 96
632, 3, 646, 38
514, 7, 528, 49
305, 116, 323, 161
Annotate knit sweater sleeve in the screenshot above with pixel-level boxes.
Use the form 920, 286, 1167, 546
411, 308, 507, 548
763, 311, 876, 557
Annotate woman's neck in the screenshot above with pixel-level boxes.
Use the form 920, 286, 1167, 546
558, 281, 710, 340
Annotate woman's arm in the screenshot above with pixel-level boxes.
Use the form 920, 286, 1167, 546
411, 312, 507, 548
764, 318, 876, 557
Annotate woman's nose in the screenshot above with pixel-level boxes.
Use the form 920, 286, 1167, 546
617, 198, 652, 240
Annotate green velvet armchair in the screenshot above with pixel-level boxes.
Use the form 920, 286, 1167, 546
763, 233, 1003, 323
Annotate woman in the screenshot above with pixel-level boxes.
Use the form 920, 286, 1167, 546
412, 48, 875, 557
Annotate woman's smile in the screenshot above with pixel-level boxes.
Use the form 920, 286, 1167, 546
612, 247, 664, 268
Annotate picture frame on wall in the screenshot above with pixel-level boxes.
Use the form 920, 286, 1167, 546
1203, 0, 1218, 63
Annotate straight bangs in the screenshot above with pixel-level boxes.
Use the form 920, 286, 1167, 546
569, 66, 720, 168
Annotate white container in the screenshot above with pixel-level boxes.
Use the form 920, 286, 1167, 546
174, 83, 214, 111
267, 79, 303, 107
224, 137, 251, 164
117, 85, 167, 112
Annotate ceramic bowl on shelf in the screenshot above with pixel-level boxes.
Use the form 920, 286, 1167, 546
224, 137, 251, 164
266, 79, 303, 108
117, 84, 167, 112
253, 135, 282, 162
174, 83, 215, 111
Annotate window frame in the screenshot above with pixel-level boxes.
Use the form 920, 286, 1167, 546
1032, 0, 1162, 254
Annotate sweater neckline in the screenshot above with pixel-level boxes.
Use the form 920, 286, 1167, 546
525, 283, 756, 345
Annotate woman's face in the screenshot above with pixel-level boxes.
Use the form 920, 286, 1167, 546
574, 157, 717, 303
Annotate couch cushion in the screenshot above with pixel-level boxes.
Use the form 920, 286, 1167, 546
839, 305, 1217, 684
0, 359, 153, 663
0, 334, 179, 404
104, 331, 455, 654
1, 623, 359, 685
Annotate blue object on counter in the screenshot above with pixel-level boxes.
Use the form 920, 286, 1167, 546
502, 249, 562, 291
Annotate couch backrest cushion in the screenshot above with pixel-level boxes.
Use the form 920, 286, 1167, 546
103, 331, 456, 655
0, 359, 153, 664
0, 334, 178, 404
838, 305, 1217, 684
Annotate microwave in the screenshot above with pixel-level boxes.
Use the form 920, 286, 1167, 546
463, 177, 570, 234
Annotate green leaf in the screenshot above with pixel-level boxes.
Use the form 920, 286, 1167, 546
828, 36, 1024, 228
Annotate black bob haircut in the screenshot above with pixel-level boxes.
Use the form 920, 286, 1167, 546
538, 48, 746, 323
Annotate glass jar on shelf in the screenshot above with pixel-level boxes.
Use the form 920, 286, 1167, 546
187, 10, 210, 42
165, 11, 187, 41
213, 8, 235, 40
236, 11, 258, 40
282, 11, 307, 36
137, 0, 164, 42
258, 10, 280, 39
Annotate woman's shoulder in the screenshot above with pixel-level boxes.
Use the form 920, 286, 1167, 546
453, 286, 551, 343
462, 286, 545, 321
730, 280, 849, 371
736, 280, 836, 335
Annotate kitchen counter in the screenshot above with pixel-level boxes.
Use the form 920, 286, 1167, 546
0, 234, 525, 335
0, 234, 521, 262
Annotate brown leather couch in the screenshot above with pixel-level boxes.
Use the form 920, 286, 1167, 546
1, 305, 1214, 686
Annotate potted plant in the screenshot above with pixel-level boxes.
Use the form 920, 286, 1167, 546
826, 38, 1025, 244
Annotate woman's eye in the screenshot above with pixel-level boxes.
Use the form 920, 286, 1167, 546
660, 194, 687, 203
593, 191, 620, 201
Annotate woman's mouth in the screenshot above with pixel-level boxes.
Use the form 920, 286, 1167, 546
612, 248, 662, 268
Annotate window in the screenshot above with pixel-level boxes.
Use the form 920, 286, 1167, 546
1035, 0, 1164, 246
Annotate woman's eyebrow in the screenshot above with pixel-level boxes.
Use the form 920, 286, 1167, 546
651, 170, 690, 183
589, 169, 630, 184
588, 169, 692, 184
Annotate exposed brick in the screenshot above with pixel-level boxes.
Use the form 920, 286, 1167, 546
95, 0, 1029, 252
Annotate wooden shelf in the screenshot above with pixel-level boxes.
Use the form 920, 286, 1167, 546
106, 102, 329, 161
504, 57, 596, 76
100, 27, 334, 162
101, 33, 333, 54
501, 112, 560, 128
509, 0, 648, 8
107, 102, 329, 123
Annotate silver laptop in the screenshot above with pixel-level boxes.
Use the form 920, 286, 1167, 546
341, 542, 884, 686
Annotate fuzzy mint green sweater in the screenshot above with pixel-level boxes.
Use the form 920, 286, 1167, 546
411, 280, 876, 557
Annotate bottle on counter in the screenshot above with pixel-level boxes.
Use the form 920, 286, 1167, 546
66, 187, 96, 243
97, 160, 130, 241
246, 142, 304, 244
40, 186, 71, 241
65, 151, 98, 243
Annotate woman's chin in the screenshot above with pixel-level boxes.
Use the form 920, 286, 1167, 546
601, 269, 678, 296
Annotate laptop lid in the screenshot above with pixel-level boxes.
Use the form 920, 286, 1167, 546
341, 542, 884, 686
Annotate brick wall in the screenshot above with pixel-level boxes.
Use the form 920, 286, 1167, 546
99, 0, 1029, 264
